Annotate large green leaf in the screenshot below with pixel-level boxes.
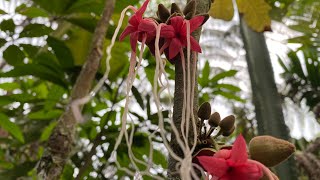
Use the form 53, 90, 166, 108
28, 109, 63, 120
210, 70, 238, 85
20, 23, 52, 37
0, 113, 24, 143
213, 90, 245, 102
47, 36, 74, 68
0, 64, 67, 88
3, 45, 25, 66
63, 13, 99, 33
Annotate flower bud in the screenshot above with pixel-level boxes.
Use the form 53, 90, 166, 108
183, 0, 196, 19
197, 102, 211, 120
157, 4, 170, 22
222, 126, 235, 137
208, 112, 220, 127
249, 136, 295, 167
219, 115, 235, 132
171, 3, 182, 15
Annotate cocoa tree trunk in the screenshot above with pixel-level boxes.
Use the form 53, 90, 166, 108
239, 16, 298, 180
168, 0, 211, 178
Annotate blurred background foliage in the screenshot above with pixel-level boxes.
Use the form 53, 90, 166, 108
0, 0, 319, 179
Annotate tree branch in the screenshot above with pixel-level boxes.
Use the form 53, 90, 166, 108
36, 0, 115, 179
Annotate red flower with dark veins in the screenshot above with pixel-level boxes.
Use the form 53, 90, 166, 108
119, 0, 156, 52
160, 15, 207, 60
196, 135, 264, 180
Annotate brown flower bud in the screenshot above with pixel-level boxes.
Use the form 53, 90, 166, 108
197, 102, 211, 120
222, 126, 235, 137
249, 136, 296, 167
219, 115, 235, 132
171, 3, 182, 15
157, 4, 170, 22
208, 112, 220, 127
183, 0, 196, 19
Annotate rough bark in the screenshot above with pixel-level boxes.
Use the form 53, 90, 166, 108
168, 0, 211, 178
36, 0, 115, 179
239, 16, 298, 180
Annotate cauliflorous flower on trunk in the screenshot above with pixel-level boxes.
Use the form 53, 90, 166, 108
160, 15, 207, 60
119, 0, 156, 52
196, 135, 264, 180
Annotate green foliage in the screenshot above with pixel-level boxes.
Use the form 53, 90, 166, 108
0, 113, 24, 143
198, 61, 244, 103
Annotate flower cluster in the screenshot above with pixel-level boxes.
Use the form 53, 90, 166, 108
119, 0, 208, 63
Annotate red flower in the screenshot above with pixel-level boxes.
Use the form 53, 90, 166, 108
196, 135, 263, 180
160, 15, 207, 60
119, 0, 156, 52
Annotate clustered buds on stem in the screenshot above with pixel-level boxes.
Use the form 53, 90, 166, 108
195, 102, 236, 152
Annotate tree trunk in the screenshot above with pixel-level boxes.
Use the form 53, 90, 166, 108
239, 16, 298, 180
36, 0, 115, 179
168, 0, 211, 178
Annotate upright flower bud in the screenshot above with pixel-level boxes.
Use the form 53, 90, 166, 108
208, 112, 220, 127
157, 4, 170, 22
198, 102, 211, 120
222, 126, 235, 137
249, 136, 295, 167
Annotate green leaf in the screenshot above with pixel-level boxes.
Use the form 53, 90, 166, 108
0, 9, 6, 14
0, 64, 67, 88
0, 82, 20, 91
66, 0, 104, 14
31, 0, 72, 14
47, 36, 74, 68
210, 70, 237, 84
20, 24, 52, 37
199, 61, 210, 87
40, 121, 57, 141
0, 19, 15, 33
132, 86, 144, 109
3, 45, 25, 66
288, 51, 306, 79
0, 38, 6, 47
209, 0, 234, 21
28, 109, 63, 120
215, 83, 241, 92
63, 13, 99, 33
213, 90, 245, 102
0, 113, 24, 143
16, 5, 49, 18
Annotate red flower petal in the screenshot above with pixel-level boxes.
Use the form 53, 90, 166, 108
230, 135, 248, 164
136, 0, 150, 17
189, 15, 205, 33
130, 33, 138, 52
160, 24, 175, 38
228, 163, 263, 180
119, 25, 136, 41
190, 36, 202, 53
214, 149, 231, 159
128, 15, 141, 27
196, 156, 229, 177
169, 16, 184, 32
168, 38, 182, 59
138, 19, 156, 33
